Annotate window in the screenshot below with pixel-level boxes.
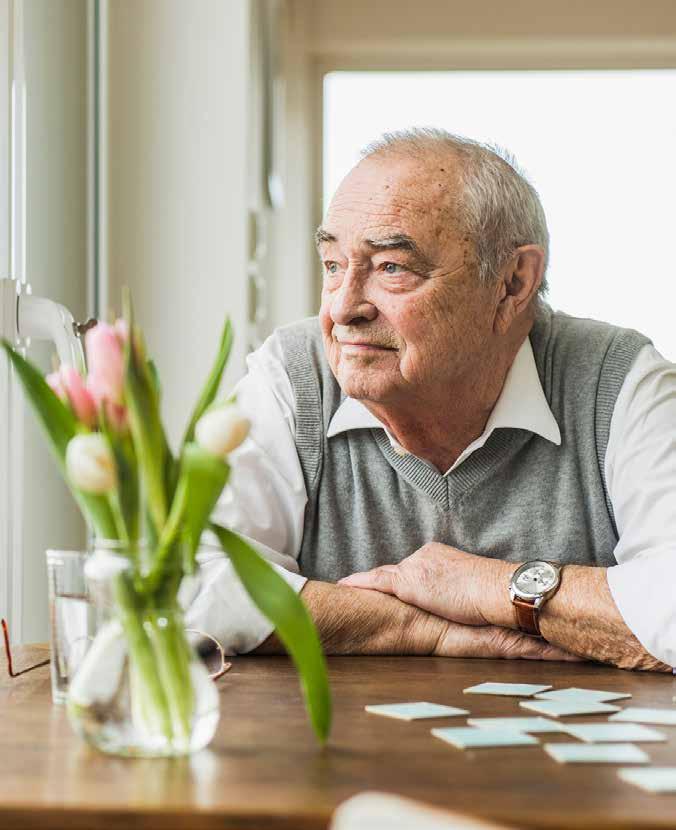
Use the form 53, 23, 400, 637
324, 70, 676, 358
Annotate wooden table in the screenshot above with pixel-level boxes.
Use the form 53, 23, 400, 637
1, 646, 676, 829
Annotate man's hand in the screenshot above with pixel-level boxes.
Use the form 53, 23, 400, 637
339, 542, 516, 628
340, 543, 671, 672
255, 579, 577, 662
433, 620, 578, 662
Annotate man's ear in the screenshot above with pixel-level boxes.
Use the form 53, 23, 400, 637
493, 245, 545, 336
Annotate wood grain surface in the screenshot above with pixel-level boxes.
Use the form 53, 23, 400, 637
1, 645, 676, 830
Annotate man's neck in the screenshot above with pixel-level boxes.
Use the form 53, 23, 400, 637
363, 335, 526, 474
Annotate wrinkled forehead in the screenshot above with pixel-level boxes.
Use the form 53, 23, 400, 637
322, 156, 463, 253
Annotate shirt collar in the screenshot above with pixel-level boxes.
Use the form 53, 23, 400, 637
326, 337, 561, 474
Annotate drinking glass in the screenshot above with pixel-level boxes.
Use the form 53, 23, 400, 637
46, 550, 95, 704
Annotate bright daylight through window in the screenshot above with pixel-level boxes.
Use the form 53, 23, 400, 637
324, 71, 676, 358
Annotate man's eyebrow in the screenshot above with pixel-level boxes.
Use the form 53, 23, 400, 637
315, 227, 336, 248
364, 235, 434, 269
364, 234, 419, 254
314, 228, 435, 271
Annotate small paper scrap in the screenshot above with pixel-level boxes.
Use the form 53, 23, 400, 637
544, 743, 649, 764
563, 723, 666, 743
463, 682, 552, 697
618, 767, 676, 793
364, 702, 469, 721
535, 687, 631, 703
609, 708, 676, 726
432, 727, 539, 749
520, 700, 620, 718
467, 717, 567, 734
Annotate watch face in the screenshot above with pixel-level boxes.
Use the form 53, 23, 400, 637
514, 561, 559, 598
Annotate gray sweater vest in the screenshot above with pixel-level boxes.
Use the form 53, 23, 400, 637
277, 305, 650, 582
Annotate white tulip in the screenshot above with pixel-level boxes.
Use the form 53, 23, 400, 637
67, 619, 126, 707
66, 433, 117, 494
195, 405, 250, 458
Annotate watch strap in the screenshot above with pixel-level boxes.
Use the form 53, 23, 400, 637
512, 597, 542, 637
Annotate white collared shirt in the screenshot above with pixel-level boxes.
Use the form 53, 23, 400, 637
187, 332, 676, 668
326, 338, 562, 470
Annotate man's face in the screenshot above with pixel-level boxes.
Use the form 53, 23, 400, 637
317, 155, 496, 405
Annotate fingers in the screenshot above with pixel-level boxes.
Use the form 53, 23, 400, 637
500, 631, 583, 662
339, 566, 398, 594
539, 641, 584, 662
435, 624, 522, 660
492, 628, 583, 662
435, 622, 584, 662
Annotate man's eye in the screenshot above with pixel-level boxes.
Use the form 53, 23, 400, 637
324, 262, 339, 275
382, 262, 403, 275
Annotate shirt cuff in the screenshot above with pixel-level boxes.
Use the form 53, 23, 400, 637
606, 551, 676, 668
184, 551, 307, 655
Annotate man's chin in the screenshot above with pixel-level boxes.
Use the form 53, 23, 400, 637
336, 370, 397, 402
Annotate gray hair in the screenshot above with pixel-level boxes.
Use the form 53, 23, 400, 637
360, 127, 549, 295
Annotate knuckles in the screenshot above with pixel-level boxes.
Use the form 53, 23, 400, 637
414, 541, 472, 565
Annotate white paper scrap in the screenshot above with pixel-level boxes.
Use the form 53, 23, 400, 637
609, 708, 676, 726
467, 717, 567, 734
563, 723, 667, 743
520, 700, 620, 718
463, 682, 552, 697
432, 727, 539, 749
618, 767, 676, 793
535, 687, 631, 703
544, 743, 649, 764
364, 702, 469, 721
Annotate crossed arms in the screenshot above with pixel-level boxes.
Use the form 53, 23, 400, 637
256, 543, 671, 672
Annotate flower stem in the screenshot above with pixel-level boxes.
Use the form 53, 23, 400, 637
146, 608, 195, 746
112, 572, 174, 744
108, 489, 130, 546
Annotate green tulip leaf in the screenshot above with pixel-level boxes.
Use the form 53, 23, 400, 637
181, 316, 233, 449
210, 522, 332, 743
122, 291, 172, 536
178, 444, 230, 566
145, 443, 230, 593
100, 414, 140, 544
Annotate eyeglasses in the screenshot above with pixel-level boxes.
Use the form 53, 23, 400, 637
186, 628, 232, 681
1, 618, 50, 678
2, 617, 230, 681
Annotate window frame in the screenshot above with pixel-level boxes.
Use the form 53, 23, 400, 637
282, 0, 676, 314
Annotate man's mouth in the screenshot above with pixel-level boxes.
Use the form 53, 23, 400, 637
338, 342, 396, 352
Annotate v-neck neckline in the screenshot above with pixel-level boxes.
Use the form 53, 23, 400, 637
372, 428, 529, 509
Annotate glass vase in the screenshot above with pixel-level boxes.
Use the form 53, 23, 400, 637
66, 543, 220, 757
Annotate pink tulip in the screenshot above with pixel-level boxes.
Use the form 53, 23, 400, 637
46, 370, 67, 401
113, 318, 129, 344
85, 322, 125, 407
47, 367, 97, 428
62, 366, 98, 428
105, 401, 128, 433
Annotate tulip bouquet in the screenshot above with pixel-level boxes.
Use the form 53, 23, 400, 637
1, 294, 331, 753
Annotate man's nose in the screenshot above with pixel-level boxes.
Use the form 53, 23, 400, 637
329, 267, 377, 326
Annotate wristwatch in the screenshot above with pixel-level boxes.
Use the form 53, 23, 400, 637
509, 560, 562, 637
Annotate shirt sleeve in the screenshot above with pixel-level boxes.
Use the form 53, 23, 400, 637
605, 343, 676, 668
183, 331, 308, 655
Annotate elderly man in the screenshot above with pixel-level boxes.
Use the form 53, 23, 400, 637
190, 128, 674, 673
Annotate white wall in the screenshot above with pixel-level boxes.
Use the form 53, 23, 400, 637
107, 0, 251, 448
21, 0, 88, 643
263, 1, 321, 331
